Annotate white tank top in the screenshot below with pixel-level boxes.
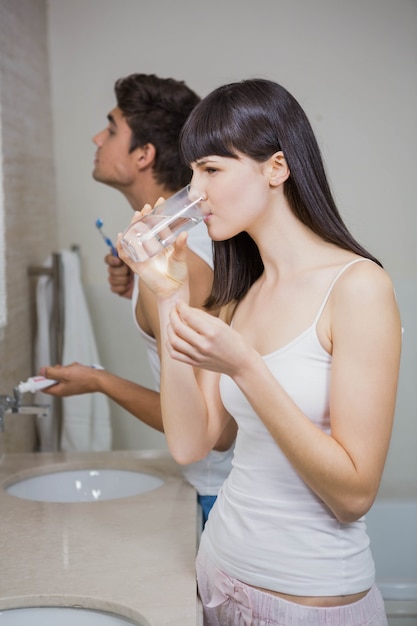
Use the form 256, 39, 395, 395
131, 221, 234, 495
200, 259, 376, 595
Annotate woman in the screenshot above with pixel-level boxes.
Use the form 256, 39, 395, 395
117, 79, 402, 625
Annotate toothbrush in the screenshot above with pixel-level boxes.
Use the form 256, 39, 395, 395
95, 218, 118, 256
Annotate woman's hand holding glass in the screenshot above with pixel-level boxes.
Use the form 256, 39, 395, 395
116, 201, 189, 301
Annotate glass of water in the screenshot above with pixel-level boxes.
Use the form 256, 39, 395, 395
120, 185, 204, 262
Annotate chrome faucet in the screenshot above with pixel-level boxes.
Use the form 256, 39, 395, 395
0, 395, 13, 432
0, 387, 50, 432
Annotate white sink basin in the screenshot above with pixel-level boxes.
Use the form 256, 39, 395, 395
0, 607, 146, 625
5, 468, 163, 502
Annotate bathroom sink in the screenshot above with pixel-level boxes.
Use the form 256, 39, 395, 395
0, 607, 146, 625
5, 468, 163, 502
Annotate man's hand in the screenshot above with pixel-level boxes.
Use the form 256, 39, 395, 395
38, 363, 102, 396
105, 253, 134, 299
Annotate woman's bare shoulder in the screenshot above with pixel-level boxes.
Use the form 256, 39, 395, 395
338, 259, 394, 294
331, 258, 399, 316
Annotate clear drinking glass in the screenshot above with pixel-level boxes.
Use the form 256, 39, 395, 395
120, 185, 204, 262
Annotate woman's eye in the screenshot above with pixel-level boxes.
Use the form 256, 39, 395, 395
205, 167, 217, 174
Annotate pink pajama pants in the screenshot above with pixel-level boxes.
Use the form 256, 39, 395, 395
196, 543, 388, 626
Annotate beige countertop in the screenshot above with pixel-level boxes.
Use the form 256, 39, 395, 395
0, 449, 199, 625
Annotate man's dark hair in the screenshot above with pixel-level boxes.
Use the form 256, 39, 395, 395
114, 73, 200, 192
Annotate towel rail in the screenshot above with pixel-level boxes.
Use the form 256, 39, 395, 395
28, 252, 63, 365
27, 245, 80, 451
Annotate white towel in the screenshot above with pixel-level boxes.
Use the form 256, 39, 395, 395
59, 250, 112, 451
34, 257, 58, 451
35, 250, 112, 451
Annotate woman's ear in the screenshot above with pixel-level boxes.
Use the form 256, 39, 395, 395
268, 151, 290, 187
135, 143, 157, 171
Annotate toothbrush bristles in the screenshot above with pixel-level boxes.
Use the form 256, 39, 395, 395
95, 217, 118, 256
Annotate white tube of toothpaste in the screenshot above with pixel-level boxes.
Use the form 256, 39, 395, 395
17, 365, 104, 394
17, 376, 58, 394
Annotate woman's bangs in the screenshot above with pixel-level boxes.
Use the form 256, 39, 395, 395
180, 100, 238, 164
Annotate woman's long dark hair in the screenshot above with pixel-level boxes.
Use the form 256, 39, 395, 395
180, 79, 381, 309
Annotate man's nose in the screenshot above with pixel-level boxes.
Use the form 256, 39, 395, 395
92, 129, 104, 147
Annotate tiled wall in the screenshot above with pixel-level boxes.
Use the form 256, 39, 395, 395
0, 0, 58, 395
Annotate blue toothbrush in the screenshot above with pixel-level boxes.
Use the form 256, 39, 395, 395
95, 218, 118, 256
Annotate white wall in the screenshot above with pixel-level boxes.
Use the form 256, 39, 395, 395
47, 0, 417, 494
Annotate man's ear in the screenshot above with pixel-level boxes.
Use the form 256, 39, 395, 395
135, 143, 157, 171
268, 151, 290, 187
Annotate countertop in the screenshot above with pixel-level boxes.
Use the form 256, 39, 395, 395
0, 449, 199, 625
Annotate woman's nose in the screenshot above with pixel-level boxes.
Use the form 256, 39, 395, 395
189, 177, 207, 202
189, 186, 207, 203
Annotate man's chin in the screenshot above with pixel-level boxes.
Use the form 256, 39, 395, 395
92, 172, 118, 189
92, 169, 104, 182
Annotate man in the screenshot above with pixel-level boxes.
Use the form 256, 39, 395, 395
41, 74, 235, 525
